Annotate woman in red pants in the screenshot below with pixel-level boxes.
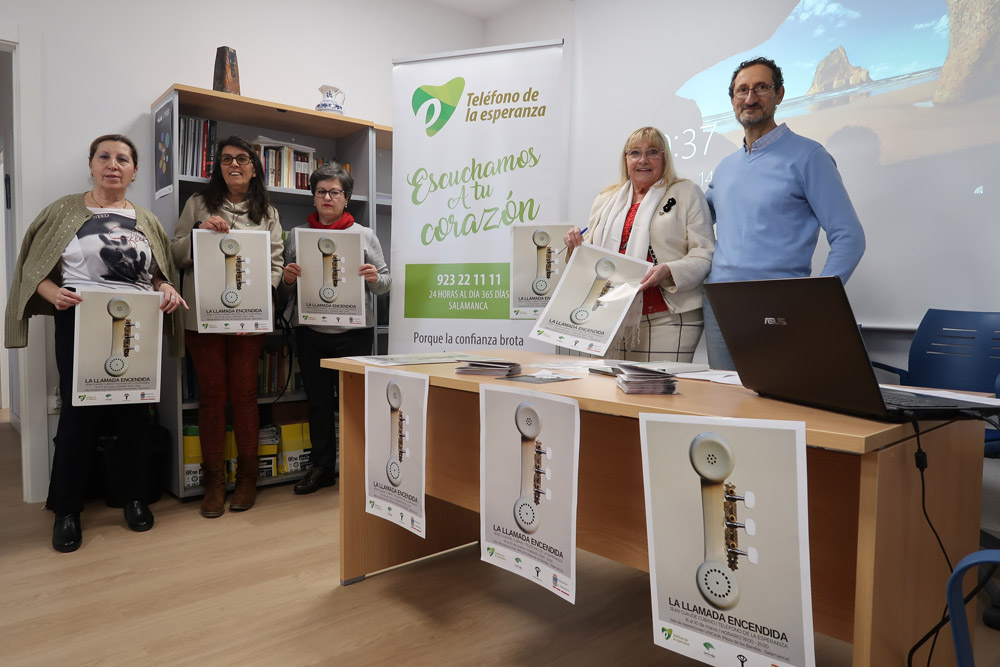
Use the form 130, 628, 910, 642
170, 136, 284, 517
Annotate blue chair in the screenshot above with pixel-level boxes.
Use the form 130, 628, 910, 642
873, 309, 1000, 633
871, 309, 1000, 456
947, 550, 1000, 666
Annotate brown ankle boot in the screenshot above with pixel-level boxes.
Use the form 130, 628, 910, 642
200, 459, 226, 518
229, 456, 258, 511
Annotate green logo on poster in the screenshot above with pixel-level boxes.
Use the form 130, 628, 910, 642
487, 547, 495, 557
78, 395, 86, 401
661, 628, 672, 640
703, 642, 714, 650
411, 77, 465, 137
369, 500, 375, 508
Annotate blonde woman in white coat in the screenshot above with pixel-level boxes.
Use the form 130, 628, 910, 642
563, 126, 714, 362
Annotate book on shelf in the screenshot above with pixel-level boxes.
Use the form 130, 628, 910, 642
178, 116, 218, 178
251, 136, 316, 191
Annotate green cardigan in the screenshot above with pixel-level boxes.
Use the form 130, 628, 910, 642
4, 193, 184, 354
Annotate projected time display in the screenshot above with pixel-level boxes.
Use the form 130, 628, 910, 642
666, 124, 717, 160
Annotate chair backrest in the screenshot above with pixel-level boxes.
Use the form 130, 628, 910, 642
948, 549, 1000, 666
906, 309, 1000, 393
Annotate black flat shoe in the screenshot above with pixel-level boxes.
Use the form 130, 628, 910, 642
123, 500, 154, 532
52, 513, 82, 553
294, 466, 338, 495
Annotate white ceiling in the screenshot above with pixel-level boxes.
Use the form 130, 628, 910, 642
426, 0, 528, 20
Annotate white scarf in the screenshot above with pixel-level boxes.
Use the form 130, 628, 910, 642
591, 180, 667, 354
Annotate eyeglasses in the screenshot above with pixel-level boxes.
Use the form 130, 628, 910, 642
626, 148, 664, 161
220, 154, 252, 166
315, 188, 345, 199
733, 83, 776, 99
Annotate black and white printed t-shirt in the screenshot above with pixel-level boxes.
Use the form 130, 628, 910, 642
61, 207, 158, 291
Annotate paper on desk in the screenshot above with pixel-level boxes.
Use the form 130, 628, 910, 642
675, 370, 743, 386
502, 371, 579, 384
879, 384, 1000, 406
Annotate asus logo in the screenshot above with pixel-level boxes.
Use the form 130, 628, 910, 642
764, 317, 787, 325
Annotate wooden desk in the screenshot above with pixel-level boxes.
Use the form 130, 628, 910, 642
324, 350, 982, 667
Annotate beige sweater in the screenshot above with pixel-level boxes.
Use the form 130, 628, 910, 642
584, 179, 714, 315
170, 194, 284, 331
4, 193, 183, 353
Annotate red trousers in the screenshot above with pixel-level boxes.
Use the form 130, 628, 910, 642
185, 332, 266, 461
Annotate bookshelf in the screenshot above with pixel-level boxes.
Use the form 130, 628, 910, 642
150, 84, 392, 498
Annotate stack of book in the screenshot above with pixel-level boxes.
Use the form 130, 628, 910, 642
454, 360, 522, 377
612, 363, 678, 395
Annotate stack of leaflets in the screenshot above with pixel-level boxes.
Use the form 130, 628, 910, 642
589, 359, 708, 376
612, 363, 678, 395
454, 360, 522, 377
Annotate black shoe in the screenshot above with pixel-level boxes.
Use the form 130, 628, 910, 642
294, 466, 338, 495
52, 513, 82, 553
123, 500, 154, 532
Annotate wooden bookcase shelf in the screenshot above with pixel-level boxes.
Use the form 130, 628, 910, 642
150, 84, 393, 498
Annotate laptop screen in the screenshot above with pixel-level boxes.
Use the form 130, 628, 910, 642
704, 277, 890, 420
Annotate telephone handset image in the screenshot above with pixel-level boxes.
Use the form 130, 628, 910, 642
689, 432, 757, 610
530, 229, 558, 295
512, 401, 552, 534
569, 257, 616, 324
105, 297, 137, 377
317, 235, 341, 303
385, 381, 409, 487
219, 235, 246, 308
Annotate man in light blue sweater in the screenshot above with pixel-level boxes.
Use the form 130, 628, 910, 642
704, 57, 866, 370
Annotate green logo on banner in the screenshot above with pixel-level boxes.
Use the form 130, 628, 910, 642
412, 77, 465, 137
661, 628, 672, 640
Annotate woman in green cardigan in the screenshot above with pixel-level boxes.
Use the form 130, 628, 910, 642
5, 134, 186, 553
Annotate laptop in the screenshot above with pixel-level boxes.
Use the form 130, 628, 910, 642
704, 277, 1000, 422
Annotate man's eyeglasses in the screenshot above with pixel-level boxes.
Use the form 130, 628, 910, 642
626, 148, 664, 161
315, 188, 345, 199
219, 154, 252, 166
733, 83, 776, 99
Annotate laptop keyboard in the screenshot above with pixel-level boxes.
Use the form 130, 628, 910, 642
881, 389, 959, 409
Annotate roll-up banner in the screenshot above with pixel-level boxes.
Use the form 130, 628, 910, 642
390, 40, 565, 353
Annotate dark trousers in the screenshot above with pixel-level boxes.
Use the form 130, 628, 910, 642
185, 332, 267, 460
295, 326, 373, 471
49, 307, 150, 515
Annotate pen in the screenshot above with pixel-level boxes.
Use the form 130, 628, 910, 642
558, 227, 587, 253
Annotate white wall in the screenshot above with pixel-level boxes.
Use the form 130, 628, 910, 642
0, 0, 486, 212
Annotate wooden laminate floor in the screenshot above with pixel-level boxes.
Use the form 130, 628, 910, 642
0, 420, 996, 666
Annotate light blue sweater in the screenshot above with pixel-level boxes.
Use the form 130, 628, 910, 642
705, 124, 865, 284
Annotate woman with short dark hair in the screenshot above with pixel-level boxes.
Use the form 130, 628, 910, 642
279, 163, 390, 494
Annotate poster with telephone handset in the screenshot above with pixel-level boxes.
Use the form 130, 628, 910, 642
192, 229, 273, 332
293, 227, 366, 327
639, 413, 814, 667
72, 289, 163, 406
509, 223, 575, 320
480, 384, 580, 603
364, 368, 428, 538
528, 243, 649, 356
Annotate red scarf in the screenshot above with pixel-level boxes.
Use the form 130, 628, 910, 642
307, 210, 354, 230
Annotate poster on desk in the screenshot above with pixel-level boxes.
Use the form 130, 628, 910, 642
639, 414, 814, 667
480, 385, 580, 603
364, 368, 428, 537
71, 289, 163, 406
529, 243, 649, 356
510, 223, 575, 320
293, 227, 366, 327
192, 229, 273, 332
